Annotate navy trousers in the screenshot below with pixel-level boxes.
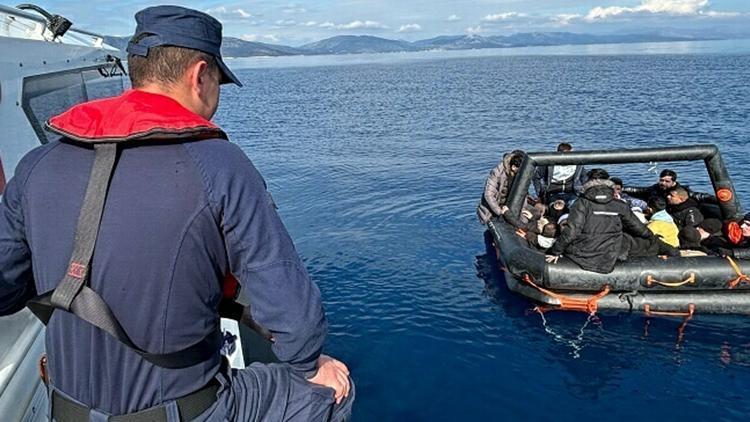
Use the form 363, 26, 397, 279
51, 363, 355, 422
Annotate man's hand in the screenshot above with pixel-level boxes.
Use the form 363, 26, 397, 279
515, 228, 527, 238
308, 354, 351, 404
545, 255, 560, 264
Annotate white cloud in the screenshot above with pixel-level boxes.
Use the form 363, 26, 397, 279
241, 34, 280, 43
704, 10, 741, 17
205, 6, 255, 20
335, 20, 388, 30
554, 14, 582, 25
447, 14, 461, 22
304, 21, 318, 26
466, 25, 483, 34
319, 22, 336, 28
283, 4, 307, 14
397, 23, 422, 33
481, 12, 527, 22
236, 9, 253, 18
584, 0, 715, 21
274, 19, 297, 27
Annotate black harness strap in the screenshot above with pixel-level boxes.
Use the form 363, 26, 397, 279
51, 143, 117, 311
27, 143, 221, 369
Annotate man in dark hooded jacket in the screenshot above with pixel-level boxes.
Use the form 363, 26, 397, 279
667, 186, 704, 230
547, 169, 667, 274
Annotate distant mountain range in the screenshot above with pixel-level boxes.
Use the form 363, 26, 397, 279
104, 32, 716, 58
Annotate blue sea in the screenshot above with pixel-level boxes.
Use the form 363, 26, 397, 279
219, 40, 750, 421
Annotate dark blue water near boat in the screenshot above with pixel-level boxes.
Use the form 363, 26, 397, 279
217, 45, 750, 421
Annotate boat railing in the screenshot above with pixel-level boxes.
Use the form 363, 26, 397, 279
0, 4, 109, 49
506, 144, 742, 221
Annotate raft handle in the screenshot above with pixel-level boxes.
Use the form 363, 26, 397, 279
643, 303, 695, 318
645, 273, 695, 288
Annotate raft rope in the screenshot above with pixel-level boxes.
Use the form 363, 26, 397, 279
522, 274, 611, 315
726, 256, 749, 289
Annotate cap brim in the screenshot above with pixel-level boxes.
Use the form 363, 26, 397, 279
216, 57, 242, 87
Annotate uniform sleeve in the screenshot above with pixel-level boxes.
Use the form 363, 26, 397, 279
0, 160, 36, 315
186, 141, 326, 375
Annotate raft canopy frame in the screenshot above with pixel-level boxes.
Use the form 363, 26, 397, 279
506, 144, 741, 221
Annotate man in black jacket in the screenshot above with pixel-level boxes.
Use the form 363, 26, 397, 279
547, 169, 673, 274
667, 186, 704, 229
624, 169, 715, 203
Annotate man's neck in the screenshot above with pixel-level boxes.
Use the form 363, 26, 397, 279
135, 84, 198, 116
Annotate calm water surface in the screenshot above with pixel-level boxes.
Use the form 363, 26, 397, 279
217, 41, 750, 421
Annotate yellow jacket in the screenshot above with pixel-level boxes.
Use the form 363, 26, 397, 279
648, 212, 680, 247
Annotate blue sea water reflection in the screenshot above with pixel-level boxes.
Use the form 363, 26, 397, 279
217, 41, 750, 421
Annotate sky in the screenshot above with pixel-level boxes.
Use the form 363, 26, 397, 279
33, 0, 750, 46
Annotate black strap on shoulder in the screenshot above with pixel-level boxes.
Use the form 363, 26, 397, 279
26, 143, 221, 369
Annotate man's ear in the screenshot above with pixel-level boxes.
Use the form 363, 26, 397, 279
187, 60, 211, 93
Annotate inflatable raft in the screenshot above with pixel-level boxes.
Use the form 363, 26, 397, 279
486, 144, 750, 316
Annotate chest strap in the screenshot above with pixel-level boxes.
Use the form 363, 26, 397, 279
26, 143, 221, 368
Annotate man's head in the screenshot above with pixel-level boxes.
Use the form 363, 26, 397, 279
697, 218, 722, 240
126, 6, 242, 119
586, 168, 609, 182
658, 169, 678, 191
742, 212, 750, 238
542, 223, 558, 238
508, 153, 523, 175
667, 186, 689, 205
610, 177, 623, 197
557, 142, 572, 152
647, 196, 667, 216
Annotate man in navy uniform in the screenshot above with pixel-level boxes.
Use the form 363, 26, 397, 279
0, 5, 353, 421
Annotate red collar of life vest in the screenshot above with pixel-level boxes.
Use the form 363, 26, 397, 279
46, 89, 227, 143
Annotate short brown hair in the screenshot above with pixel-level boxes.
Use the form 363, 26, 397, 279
128, 36, 219, 88
557, 142, 572, 152
670, 186, 689, 199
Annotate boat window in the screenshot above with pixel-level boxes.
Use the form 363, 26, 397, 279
22, 66, 125, 144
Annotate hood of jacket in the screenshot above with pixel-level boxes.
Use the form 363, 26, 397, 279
500, 150, 523, 176
582, 179, 615, 204
46, 89, 227, 143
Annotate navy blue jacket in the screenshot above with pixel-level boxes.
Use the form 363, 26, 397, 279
0, 90, 327, 414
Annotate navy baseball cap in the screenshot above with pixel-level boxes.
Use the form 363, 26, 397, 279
126, 5, 242, 86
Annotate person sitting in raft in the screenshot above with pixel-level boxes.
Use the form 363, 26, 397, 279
546, 168, 676, 273
667, 186, 705, 234
477, 150, 524, 224
532, 142, 586, 205
515, 222, 558, 252
682, 216, 750, 259
611, 177, 647, 211
678, 219, 725, 255
624, 169, 715, 203
646, 197, 679, 247
732, 213, 750, 258
498, 202, 545, 233
546, 199, 569, 226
